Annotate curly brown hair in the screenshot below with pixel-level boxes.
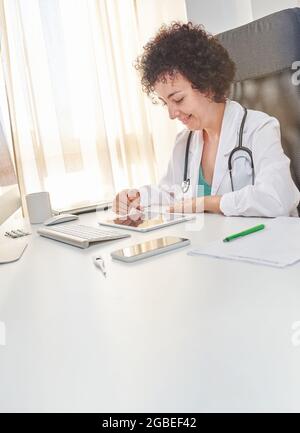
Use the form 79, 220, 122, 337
135, 21, 235, 103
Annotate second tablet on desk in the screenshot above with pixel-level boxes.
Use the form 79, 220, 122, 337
111, 236, 190, 262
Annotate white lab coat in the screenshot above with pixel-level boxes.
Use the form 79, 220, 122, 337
139, 99, 300, 217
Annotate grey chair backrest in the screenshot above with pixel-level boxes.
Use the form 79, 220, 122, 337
217, 8, 300, 214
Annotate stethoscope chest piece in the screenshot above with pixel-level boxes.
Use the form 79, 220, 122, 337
181, 179, 190, 194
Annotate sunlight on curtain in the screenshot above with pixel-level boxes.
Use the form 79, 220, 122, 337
0, 0, 186, 209
135, 0, 188, 176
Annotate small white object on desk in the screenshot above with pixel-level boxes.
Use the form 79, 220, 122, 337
26, 191, 52, 224
5, 229, 31, 238
93, 256, 107, 277
43, 213, 79, 226
0, 240, 28, 264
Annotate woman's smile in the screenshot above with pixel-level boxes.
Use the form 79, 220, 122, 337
179, 114, 192, 124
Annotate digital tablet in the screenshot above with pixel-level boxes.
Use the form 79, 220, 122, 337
98, 211, 195, 232
111, 236, 191, 262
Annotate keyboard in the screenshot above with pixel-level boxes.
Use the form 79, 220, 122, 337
37, 224, 130, 248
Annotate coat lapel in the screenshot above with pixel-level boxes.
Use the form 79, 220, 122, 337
211, 100, 243, 195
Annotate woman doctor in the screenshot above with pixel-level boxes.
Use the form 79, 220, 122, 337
113, 22, 300, 217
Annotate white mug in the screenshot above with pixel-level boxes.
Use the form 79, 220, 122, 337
25, 191, 52, 224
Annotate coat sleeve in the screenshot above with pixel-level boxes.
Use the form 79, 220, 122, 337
139, 130, 187, 207
220, 118, 300, 217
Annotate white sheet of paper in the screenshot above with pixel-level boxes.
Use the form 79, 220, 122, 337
188, 217, 300, 268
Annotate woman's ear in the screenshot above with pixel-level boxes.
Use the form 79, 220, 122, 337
191, 84, 214, 101
204, 89, 215, 102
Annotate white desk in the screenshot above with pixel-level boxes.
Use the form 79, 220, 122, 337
1, 210, 300, 413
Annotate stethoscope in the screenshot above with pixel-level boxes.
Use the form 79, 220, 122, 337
181, 106, 255, 193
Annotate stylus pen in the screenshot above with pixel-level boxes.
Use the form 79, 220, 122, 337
93, 256, 107, 277
223, 224, 265, 242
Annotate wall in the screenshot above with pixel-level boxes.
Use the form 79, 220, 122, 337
185, 0, 300, 33
251, 0, 299, 19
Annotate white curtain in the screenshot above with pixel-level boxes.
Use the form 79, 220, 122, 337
0, 0, 186, 210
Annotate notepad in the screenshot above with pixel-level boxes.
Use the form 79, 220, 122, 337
188, 217, 300, 268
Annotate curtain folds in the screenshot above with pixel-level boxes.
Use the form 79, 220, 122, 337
0, 0, 186, 209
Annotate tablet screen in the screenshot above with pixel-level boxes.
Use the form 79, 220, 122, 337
102, 211, 190, 230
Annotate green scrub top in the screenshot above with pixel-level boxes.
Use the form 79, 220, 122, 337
197, 166, 212, 196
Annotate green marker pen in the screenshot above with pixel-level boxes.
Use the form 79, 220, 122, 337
223, 224, 265, 242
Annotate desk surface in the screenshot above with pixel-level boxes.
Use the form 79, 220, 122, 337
1, 210, 300, 413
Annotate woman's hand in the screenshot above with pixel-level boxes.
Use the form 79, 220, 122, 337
168, 196, 222, 213
112, 189, 143, 215
113, 212, 144, 227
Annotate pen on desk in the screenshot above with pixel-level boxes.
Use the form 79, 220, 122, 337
93, 256, 107, 277
11, 230, 25, 237
16, 229, 31, 236
223, 224, 265, 242
5, 231, 18, 238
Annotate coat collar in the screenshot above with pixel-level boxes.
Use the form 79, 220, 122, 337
220, 100, 244, 155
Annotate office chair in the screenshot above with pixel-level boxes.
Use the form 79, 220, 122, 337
217, 7, 300, 215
